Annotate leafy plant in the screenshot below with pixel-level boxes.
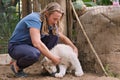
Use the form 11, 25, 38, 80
0, 0, 19, 54
97, 0, 112, 5
72, 0, 97, 8
105, 64, 116, 77
84, 1, 97, 6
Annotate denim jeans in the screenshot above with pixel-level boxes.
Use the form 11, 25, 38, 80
8, 35, 58, 69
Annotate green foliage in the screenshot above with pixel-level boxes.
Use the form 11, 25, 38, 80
83, 0, 91, 2
72, 0, 97, 7
83, 0, 115, 6
105, 64, 117, 77
0, 0, 19, 54
2, 0, 11, 6
73, 0, 86, 9
97, 0, 112, 5
84, 2, 97, 6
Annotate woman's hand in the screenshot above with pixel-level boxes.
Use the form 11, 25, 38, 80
51, 55, 61, 65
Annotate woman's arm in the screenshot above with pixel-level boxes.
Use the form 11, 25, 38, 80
29, 27, 60, 65
59, 32, 78, 57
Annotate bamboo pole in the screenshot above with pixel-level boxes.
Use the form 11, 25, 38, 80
69, 0, 108, 76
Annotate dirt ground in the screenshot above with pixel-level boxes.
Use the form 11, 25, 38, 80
0, 61, 119, 80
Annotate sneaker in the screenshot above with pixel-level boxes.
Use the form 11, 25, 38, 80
11, 65, 27, 77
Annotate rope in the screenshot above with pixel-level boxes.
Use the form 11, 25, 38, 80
69, 0, 108, 76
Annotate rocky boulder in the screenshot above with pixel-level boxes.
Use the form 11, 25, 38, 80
75, 6, 120, 75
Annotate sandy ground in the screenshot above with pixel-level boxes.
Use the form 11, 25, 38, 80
0, 61, 119, 80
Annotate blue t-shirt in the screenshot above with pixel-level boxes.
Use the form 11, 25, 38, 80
9, 12, 42, 45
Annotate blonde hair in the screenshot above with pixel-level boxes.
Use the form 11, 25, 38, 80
40, 2, 64, 35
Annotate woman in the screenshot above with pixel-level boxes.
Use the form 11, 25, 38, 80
8, 2, 78, 77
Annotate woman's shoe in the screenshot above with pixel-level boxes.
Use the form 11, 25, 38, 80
11, 65, 27, 77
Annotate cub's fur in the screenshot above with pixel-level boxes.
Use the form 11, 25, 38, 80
41, 44, 84, 78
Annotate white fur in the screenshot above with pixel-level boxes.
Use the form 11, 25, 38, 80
41, 44, 84, 78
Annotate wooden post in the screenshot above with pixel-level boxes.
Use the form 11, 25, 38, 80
22, 0, 32, 18
33, 0, 41, 12
66, 0, 73, 39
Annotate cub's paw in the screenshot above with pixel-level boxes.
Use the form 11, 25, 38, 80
55, 73, 64, 78
75, 72, 84, 77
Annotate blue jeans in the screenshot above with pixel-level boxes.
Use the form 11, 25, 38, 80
8, 35, 58, 69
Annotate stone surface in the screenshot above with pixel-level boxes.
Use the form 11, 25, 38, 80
75, 6, 120, 74
0, 54, 12, 65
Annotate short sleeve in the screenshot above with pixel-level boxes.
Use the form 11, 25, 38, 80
25, 20, 42, 29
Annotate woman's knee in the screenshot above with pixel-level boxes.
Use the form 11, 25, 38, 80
29, 51, 40, 61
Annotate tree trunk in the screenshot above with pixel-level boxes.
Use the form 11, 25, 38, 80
66, 0, 73, 40
33, 0, 41, 12
21, 0, 32, 18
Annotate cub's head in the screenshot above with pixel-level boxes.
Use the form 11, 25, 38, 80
41, 57, 57, 74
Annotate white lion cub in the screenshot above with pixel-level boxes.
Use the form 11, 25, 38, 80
41, 44, 84, 78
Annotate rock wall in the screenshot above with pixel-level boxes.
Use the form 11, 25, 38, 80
75, 6, 120, 74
